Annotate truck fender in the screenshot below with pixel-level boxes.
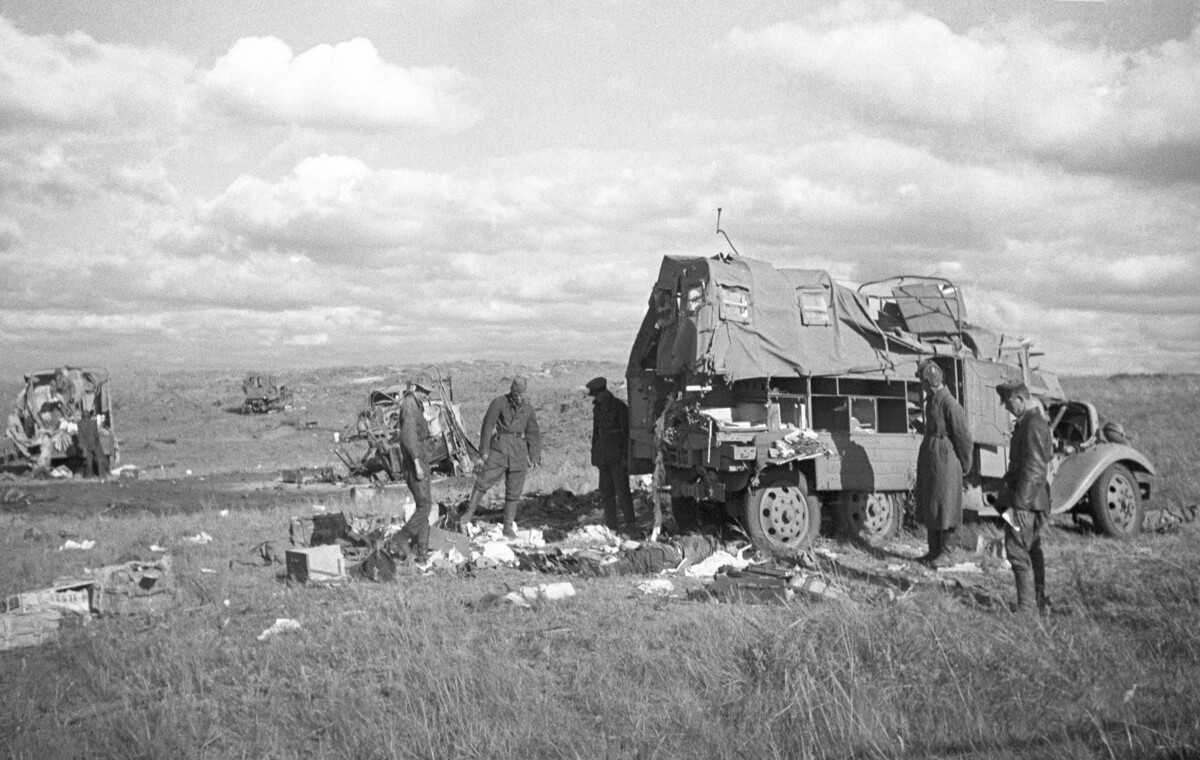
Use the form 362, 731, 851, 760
1050, 443, 1156, 515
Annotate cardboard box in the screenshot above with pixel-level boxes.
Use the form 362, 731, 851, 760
286, 545, 346, 583
1, 609, 62, 651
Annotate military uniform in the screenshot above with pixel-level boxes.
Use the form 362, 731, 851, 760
460, 377, 541, 537
76, 414, 110, 478
394, 382, 436, 558
587, 377, 635, 533
914, 364, 973, 565
997, 382, 1052, 615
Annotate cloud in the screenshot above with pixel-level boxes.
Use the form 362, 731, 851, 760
0, 218, 20, 250
203, 36, 478, 131
0, 16, 193, 132
726, 2, 1200, 173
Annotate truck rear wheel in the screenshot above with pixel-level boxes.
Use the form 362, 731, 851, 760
839, 492, 903, 541
743, 474, 821, 558
1090, 463, 1142, 537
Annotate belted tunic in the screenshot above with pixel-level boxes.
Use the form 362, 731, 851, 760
915, 385, 974, 530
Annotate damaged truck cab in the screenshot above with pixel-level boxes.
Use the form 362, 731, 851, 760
627, 253, 1154, 558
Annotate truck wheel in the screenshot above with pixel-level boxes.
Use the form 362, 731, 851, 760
743, 475, 821, 558
1090, 464, 1142, 537
672, 496, 702, 533
840, 492, 903, 541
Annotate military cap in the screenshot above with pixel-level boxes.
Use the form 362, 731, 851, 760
510, 376, 528, 394
916, 359, 943, 385
585, 377, 607, 395
411, 372, 435, 393
995, 380, 1030, 401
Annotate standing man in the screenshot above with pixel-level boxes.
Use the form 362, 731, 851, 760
914, 360, 974, 568
996, 381, 1052, 616
458, 377, 541, 538
586, 377, 636, 535
393, 374, 436, 561
76, 410, 109, 479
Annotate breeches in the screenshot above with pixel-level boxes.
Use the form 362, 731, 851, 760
1005, 509, 1047, 584
398, 474, 434, 550
475, 459, 527, 504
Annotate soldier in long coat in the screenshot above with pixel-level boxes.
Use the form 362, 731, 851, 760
458, 376, 541, 537
914, 360, 973, 567
586, 377, 636, 534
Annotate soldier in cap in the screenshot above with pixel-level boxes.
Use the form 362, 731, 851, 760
995, 380, 1052, 616
458, 376, 542, 538
393, 373, 437, 560
913, 359, 974, 567
586, 377, 636, 535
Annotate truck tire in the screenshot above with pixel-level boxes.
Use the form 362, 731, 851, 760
1090, 463, 1143, 537
839, 492, 903, 541
743, 474, 821, 558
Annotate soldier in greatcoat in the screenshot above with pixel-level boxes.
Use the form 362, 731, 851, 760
586, 377, 636, 535
914, 360, 973, 568
458, 377, 541, 538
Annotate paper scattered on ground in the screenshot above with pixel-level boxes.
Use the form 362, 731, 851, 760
59, 539, 96, 551
257, 618, 302, 640
684, 550, 751, 579
936, 562, 983, 574
182, 531, 213, 545
636, 579, 675, 595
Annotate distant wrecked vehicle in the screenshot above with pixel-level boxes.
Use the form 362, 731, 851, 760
626, 250, 1155, 557
2, 367, 118, 474
242, 373, 292, 414
335, 370, 480, 482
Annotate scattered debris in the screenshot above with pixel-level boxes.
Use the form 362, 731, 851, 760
89, 557, 177, 616
285, 545, 347, 584
181, 531, 214, 545
59, 539, 96, 551
242, 373, 292, 414
257, 618, 302, 640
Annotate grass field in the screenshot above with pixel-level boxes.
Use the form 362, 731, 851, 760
1, 367, 1198, 759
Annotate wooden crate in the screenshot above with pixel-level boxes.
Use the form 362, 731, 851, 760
0, 609, 62, 651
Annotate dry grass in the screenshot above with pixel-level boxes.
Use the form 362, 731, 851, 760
1, 369, 1198, 759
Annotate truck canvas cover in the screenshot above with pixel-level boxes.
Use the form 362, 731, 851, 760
628, 254, 1051, 389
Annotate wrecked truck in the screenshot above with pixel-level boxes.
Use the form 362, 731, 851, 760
2, 367, 118, 474
335, 370, 481, 482
242, 373, 292, 414
626, 253, 1155, 558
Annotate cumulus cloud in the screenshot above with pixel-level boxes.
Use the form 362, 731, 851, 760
0, 218, 21, 250
726, 2, 1200, 173
0, 16, 193, 132
203, 36, 478, 131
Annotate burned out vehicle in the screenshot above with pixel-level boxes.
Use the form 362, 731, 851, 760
336, 370, 480, 482
2, 367, 118, 473
627, 252, 1155, 557
242, 373, 292, 414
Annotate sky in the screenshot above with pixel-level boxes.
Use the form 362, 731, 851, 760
1, 0, 1198, 377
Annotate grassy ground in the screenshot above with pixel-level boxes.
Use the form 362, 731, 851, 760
1, 370, 1198, 759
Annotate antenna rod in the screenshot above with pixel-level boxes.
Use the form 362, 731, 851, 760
715, 207, 740, 257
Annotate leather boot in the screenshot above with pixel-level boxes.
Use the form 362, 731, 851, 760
458, 487, 484, 527
1014, 570, 1036, 616
919, 529, 940, 564
503, 500, 518, 539
930, 527, 958, 568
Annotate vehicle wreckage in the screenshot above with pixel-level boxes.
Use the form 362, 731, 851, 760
2, 367, 119, 475
334, 371, 481, 482
626, 250, 1155, 558
242, 373, 292, 414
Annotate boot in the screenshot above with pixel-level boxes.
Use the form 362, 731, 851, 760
1014, 570, 1036, 616
458, 487, 485, 528
503, 500, 518, 539
919, 529, 941, 564
930, 527, 958, 568
1036, 585, 1051, 617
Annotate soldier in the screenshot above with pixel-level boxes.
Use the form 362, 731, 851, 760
996, 381, 1052, 616
392, 374, 437, 560
913, 360, 973, 568
586, 377, 636, 535
458, 376, 541, 538
76, 410, 109, 479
